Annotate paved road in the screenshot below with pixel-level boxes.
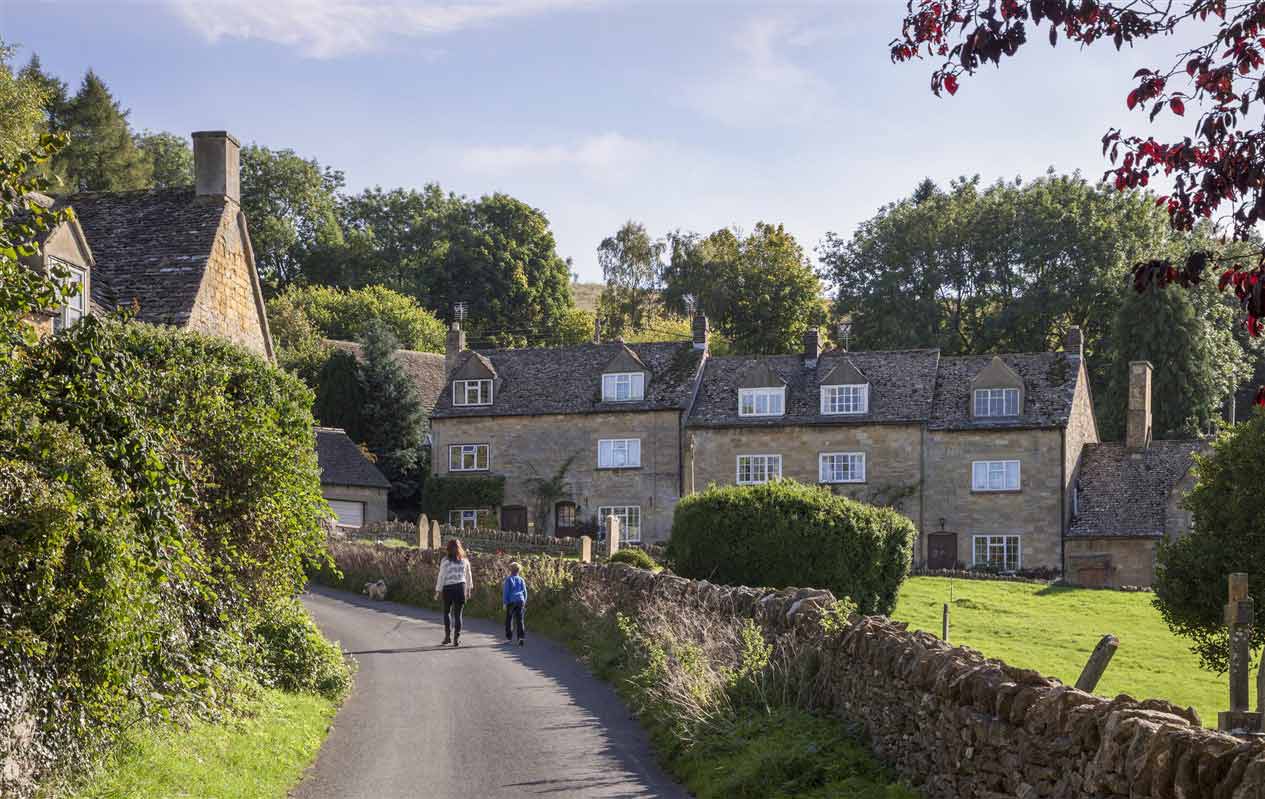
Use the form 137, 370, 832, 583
295, 587, 688, 799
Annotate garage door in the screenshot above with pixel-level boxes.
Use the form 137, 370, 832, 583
328, 500, 365, 528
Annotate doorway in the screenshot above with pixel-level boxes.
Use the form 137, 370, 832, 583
501, 506, 528, 533
926, 533, 957, 570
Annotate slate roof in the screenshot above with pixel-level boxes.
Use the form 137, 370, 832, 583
929, 352, 1081, 431
1067, 440, 1204, 539
65, 187, 228, 326
327, 340, 447, 426
687, 349, 941, 428
314, 427, 391, 489
432, 341, 706, 418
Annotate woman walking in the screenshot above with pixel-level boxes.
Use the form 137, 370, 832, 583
434, 539, 472, 646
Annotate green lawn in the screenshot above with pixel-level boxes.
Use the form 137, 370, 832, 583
69, 689, 335, 799
893, 577, 1228, 726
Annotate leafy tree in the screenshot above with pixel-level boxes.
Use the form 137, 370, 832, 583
56, 71, 150, 192
557, 306, 596, 346
356, 323, 426, 505
0, 41, 50, 161
1154, 411, 1265, 672
312, 348, 367, 441
267, 284, 444, 353
16, 54, 68, 134
663, 223, 823, 354
527, 454, 577, 534
239, 144, 344, 292
267, 296, 331, 387
134, 130, 192, 188
597, 220, 663, 336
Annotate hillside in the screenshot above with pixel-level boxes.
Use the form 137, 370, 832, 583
572, 282, 603, 313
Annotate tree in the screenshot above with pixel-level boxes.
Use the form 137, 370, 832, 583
662, 223, 824, 354
56, 71, 150, 192
16, 54, 67, 134
239, 144, 344, 292
267, 285, 444, 353
356, 323, 427, 505
1153, 411, 1265, 672
312, 348, 368, 440
267, 295, 330, 387
597, 220, 663, 336
556, 307, 597, 346
0, 41, 50, 161
890, 1, 1265, 374
135, 130, 192, 189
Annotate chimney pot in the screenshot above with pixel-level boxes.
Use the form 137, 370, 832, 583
1126, 360, 1153, 450
803, 328, 822, 364
692, 313, 709, 351
1065, 326, 1084, 357
192, 131, 240, 204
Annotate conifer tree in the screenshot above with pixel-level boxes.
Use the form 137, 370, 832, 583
58, 70, 150, 192
312, 349, 367, 440
357, 323, 426, 505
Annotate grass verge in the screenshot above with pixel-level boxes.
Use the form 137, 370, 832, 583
893, 576, 1227, 725
66, 688, 335, 799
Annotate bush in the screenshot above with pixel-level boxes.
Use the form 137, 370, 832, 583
267, 285, 445, 353
667, 481, 916, 615
609, 548, 657, 570
251, 599, 352, 701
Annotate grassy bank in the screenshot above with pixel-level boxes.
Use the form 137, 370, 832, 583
67, 688, 335, 799
893, 577, 1226, 725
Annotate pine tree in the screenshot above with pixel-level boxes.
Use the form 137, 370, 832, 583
312, 349, 368, 440
57, 70, 150, 192
357, 323, 426, 505
17, 53, 68, 132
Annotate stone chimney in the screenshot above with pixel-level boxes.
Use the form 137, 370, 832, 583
803, 328, 822, 365
192, 131, 240, 204
593, 315, 602, 345
1065, 325, 1084, 358
445, 321, 466, 377
1126, 361, 1153, 450
692, 313, 709, 351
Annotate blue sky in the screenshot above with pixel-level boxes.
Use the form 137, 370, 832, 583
3, 0, 1193, 282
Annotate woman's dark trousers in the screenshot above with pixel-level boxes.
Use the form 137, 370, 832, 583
443, 583, 466, 640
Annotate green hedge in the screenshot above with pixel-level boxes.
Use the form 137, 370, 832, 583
423, 474, 506, 519
666, 481, 915, 615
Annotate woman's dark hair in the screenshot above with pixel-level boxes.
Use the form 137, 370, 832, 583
446, 538, 466, 562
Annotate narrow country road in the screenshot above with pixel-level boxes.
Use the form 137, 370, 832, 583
295, 586, 689, 799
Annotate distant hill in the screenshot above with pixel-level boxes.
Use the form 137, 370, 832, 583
572, 282, 603, 313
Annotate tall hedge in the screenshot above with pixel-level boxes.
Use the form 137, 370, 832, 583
666, 481, 916, 615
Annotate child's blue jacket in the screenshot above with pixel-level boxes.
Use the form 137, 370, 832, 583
503, 575, 528, 605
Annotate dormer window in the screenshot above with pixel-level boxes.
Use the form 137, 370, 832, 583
454, 379, 493, 406
602, 372, 645, 402
974, 388, 1019, 417
52, 258, 86, 332
821, 384, 868, 415
738, 387, 784, 417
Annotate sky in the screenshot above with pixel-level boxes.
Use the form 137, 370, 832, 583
2, 0, 1198, 283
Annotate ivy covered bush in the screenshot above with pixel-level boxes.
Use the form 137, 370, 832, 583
666, 481, 916, 615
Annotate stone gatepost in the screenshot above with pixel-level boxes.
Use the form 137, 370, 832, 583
579, 536, 592, 564
603, 515, 621, 558
1074, 635, 1119, 693
1219, 573, 1262, 733
428, 520, 443, 551
417, 514, 429, 549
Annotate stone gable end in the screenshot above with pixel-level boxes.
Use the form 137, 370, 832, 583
186, 207, 270, 358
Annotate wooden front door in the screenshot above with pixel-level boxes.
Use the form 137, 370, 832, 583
501, 506, 528, 533
927, 533, 957, 570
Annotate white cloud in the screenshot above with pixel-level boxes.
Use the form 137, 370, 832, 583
171, 0, 601, 58
458, 132, 657, 178
684, 15, 836, 128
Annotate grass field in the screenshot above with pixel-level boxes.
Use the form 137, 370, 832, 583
69, 689, 335, 799
893, 577, 1229, 726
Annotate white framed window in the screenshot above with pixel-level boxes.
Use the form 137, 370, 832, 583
821, 384, 868, 415
598, 505, 641, 543
972, 535, 1021, 572
328, 499, 365, 529
449, 509, 495, 529
448, 443, 489, 472
819, 452, 865, 483
738, 387, 785, 417
598, 438, 641, 469
972, 460, 1021, 491
52, 260, 86, 332
602, 372, 645, 402
736, 454, 782, 484
453, 379, 493, 406
973, 387, 1020, 417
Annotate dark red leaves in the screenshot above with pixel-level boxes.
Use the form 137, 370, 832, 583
1170, 97, 1186, 115
1255, 385, 1265, 406
1127, 89, 1139, 110
944, 74, 959, 95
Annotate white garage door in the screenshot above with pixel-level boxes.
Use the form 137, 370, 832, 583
329, 500, 365, 528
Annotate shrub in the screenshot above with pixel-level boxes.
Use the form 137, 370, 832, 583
609, 548, 657, 570
267, 284, 445, 353
251, 599, 352, 701
666, 481, 916, 615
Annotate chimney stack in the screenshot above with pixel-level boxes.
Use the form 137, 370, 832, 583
692, 313, 708, 351
594, 315, 602, 345
803, 328, 822, 365
445, 321, 467, 377
1126, 360, 1153, 450
1065, 325, 1084, 358
192, 131, 240, 204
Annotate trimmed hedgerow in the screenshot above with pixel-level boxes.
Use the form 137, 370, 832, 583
666, 481, 916, 615
608, 547, 658, 570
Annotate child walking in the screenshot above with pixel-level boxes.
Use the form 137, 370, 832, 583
503, 562, 528, 646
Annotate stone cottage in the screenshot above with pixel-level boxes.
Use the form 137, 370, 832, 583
429, 319, 708, 542
315, 427, 390, 529
28, 130, 273, 359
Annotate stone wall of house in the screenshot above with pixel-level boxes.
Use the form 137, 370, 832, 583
186, 206, 269, 358
923, 428, 1065, 573
430, 409, 683, 543
1166, 466, 1198, 542
685, 423, 924, 530
321, 484, 389, 526
1063, 361, 1100, 528
1064, 538, 1159, 588
573, 562, 1265, 799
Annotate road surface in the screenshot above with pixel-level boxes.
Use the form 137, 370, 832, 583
295, 586, 688, 799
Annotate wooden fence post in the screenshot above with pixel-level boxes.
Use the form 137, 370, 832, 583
1219, 573, 1261, 733
1074, 634, 1119, 693
942, 603, 950, 643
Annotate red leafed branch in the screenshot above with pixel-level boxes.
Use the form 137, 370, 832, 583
892, 0, 1265, 345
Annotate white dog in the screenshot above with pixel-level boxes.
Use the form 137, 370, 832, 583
364, 580, 387, 601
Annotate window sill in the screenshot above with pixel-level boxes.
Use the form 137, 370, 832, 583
448, 469, 492, 474
970, 489, 1022, 494
597, 465, 642, 471
820, 480, 867, 486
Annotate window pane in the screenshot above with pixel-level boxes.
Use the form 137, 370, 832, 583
1004, 389, 1019, 415
972, 462, 986, 489
974, 391, 987, 416
450, 447, 461, 470
598, 440, 612, 467
629, 439, 641, 466
1005, 461, 1019, 488
631, 373, 644, 399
